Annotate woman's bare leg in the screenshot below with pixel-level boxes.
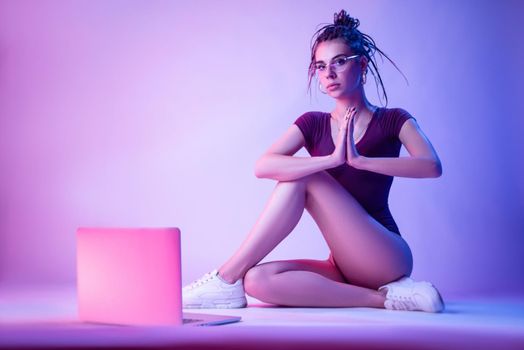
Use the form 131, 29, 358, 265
218, 176, 307, 283
218, 171, 412, 307
243, 258, 387, 308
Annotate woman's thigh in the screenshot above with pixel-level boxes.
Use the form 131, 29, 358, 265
303, 171, 413, 289
244, 258, 347, 292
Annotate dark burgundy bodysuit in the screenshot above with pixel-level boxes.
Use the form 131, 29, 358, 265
294, 107, 414, 236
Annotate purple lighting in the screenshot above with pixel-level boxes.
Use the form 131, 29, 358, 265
0, 0, 523, 348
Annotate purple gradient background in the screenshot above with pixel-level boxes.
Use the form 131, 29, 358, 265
0, 0, 522, 299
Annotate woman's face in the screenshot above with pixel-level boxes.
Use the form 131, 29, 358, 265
313, 38, 366, 98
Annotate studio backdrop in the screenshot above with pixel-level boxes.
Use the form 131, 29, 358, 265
0, 0, 523, 299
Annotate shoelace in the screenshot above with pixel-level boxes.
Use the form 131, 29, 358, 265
185, 271, 216, 290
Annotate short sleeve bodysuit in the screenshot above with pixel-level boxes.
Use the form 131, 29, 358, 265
294, 107, 414, 236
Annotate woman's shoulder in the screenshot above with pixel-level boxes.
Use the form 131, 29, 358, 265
293, 111, 329, 140
294, 110, 328, 126
376, 106, 416, 137
378, 106, 414, 119
296, 110, 328, 120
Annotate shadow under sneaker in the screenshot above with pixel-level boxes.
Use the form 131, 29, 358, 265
182, 269, 247, 309
378, 276, 445, 313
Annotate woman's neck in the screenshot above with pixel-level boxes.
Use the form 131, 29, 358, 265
331, 93, 375, 124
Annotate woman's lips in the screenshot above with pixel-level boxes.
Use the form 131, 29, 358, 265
327, 83, 340, 91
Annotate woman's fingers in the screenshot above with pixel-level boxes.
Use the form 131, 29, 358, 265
349, 106, 357, 121
332, 107, 356, 166
340, 106, 356, 130
349, 109, 356, 132
346, 107, 358, 145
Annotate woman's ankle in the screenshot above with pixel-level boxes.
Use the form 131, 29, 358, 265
217, 269, 239, 285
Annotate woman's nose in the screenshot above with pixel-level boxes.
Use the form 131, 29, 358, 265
326, 66, 337, 78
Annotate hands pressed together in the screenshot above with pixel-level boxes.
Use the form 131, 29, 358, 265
331, 106, 362, 169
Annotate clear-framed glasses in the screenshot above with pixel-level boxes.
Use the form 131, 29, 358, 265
313, 54, 360, 75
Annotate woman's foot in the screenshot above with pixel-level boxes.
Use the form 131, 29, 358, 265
378, 276, 445, 313
182, 270, 247, 309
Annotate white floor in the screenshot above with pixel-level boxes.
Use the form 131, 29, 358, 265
1, 286, 523, 349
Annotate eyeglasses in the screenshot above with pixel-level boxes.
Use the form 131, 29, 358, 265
312, 54, 360, 75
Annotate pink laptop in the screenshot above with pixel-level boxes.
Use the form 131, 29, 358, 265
76, 227, 241, 326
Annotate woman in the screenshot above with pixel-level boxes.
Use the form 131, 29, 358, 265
183, 10, 444, 312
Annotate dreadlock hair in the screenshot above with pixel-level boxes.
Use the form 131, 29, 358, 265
308, 10, 407, 106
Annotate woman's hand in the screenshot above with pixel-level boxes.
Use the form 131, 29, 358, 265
330, 106, 356, 167
346, 110, 362, 168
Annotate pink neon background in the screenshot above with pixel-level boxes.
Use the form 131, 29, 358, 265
0, 0, 523, 299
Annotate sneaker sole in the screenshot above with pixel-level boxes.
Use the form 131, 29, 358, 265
383, 281, 445, 313
183, 297, 247, 309
418, 283, 445, 313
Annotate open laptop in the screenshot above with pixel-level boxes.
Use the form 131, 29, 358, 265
76, 227, 241, 326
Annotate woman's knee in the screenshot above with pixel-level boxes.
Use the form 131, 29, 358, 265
279, 171, 330, 185
275, 172, 332, 198
243, 265, 273, 297
304, 171, 341, 191
275, 176, 308, 191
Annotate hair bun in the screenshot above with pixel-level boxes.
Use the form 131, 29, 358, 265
333, 9, 359, 30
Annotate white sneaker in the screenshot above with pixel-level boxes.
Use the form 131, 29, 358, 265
182, 269, 247, 309
378, 276, 445, 313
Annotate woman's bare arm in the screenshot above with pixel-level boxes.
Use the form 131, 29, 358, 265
352, 119, 442, 178
255, 115, 352, 182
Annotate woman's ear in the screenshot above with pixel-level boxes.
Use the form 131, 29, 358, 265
360, 55, 369, 72
359, 56, 369, 85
